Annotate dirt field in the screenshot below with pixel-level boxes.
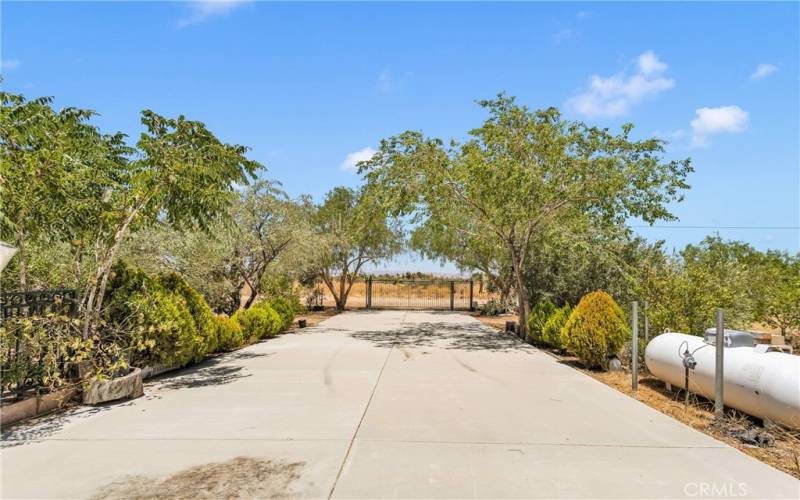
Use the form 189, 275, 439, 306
475, 313, 800, 480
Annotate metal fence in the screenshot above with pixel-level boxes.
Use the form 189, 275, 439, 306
365, 278, 474, 311
0, 289, 78, 318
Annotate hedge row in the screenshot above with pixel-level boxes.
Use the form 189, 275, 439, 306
106, 262, 296, 369
527, 291, 628, 370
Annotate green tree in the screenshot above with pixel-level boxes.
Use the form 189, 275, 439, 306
314, 186, 403, 310
78, 110, 260, 335
361, 94, 691, 339
752, 251, 800, 338
120, 182, 313, 314
0, 91, 128, 291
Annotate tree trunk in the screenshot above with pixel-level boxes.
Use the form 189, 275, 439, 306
512, 261, 530, 342
82, 207, 140, 338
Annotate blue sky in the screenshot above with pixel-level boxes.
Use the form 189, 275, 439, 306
2, 1, 798, 273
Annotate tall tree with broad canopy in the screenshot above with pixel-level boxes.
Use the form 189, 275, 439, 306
360, 94, 692, 339
77, 111, 261, 335
314, 186, 403, 311
0, 91, 129, 291
121, 182, 314, 314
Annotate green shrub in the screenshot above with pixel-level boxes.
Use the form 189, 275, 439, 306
105, 261, 203, 368
527, 299, 556, 342
127, 288, 200, 368
561, 291, 629, 370
159, 273, 218, 356
479, 299, 507, 316
261, 274, 303, 314
213, 314, 244, 350
268, 296, 295, 331
233, 302, 282, 341
541, 304, 571, 350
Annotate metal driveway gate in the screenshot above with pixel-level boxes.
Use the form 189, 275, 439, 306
364, 278, 474, 311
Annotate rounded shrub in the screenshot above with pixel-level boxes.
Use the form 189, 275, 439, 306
560, 291, 629, 370
234, 303, 282, 341
214, 314, 244, 351
128, 287, 200, 368
159, 273, 218, 357
106, 261, 202, 368
541, 304, 571, 350
268, 296, 295, 331
527, 299, 556, 342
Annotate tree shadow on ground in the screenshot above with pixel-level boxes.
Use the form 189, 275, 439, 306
147, 351, 266, 391
1, 400, 132, 448
350, 321, 535, 353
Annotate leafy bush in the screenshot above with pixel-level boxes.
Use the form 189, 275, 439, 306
0, 315, 90, 394
261, 274, 303, 314
159, 273, 218, 356
213, 314, 244, 351
528, 299, 556, 342
541, 304, 571, 350
268, 296, 295, 331
479, 299, 507, 316
233, 302, 282, 341
105, 261, 202, 368
561, 291, 629, 369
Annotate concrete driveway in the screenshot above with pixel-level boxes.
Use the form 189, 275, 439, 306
2, 310, 798, 499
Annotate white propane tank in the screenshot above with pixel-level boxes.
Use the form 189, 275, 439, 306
645, 332, 800, 429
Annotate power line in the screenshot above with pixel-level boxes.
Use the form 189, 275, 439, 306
628, 225, 799, 230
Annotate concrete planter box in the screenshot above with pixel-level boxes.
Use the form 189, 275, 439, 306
83, 367, 144, 405
140, 362, 182, 380
1, 387, 78, 427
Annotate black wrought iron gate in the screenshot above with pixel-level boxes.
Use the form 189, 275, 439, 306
364, 278, 474, 311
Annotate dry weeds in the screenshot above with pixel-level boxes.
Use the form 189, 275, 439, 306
91, 457, 304, 499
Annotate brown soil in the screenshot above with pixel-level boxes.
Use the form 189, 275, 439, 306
292, 308, 340, 329
475, 313, 800, 480
472, 312, 519, 332
91, 456, 304, 499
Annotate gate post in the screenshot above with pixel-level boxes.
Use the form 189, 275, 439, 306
449, 281, 455, 310
469, 280, 474, 311
366, 276, 372, 309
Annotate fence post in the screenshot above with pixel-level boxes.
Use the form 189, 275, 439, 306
631, 301, 638, 394
366, 276, 372, 309
643, 300, 649, 341
469, 280, 474, 311
449, 281, 455, 311
715, 308, 725, 419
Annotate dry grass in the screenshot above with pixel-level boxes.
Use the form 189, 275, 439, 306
476, 314, 800, 479
472, 312, 519, 332
292, 308, 340, 328
91, 457, 304, 499
308, 281, 498, 309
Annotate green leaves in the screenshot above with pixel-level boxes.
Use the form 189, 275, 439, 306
360, 93, 692, 331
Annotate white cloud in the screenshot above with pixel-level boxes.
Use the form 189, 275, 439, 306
178, 0, 250, 28
750, 63, 777, 81
340, 147, 377, 172
376, 70, 412, 94
0, 59, 21, 72
565, 50, 675, 118
690, 106, 748, 147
